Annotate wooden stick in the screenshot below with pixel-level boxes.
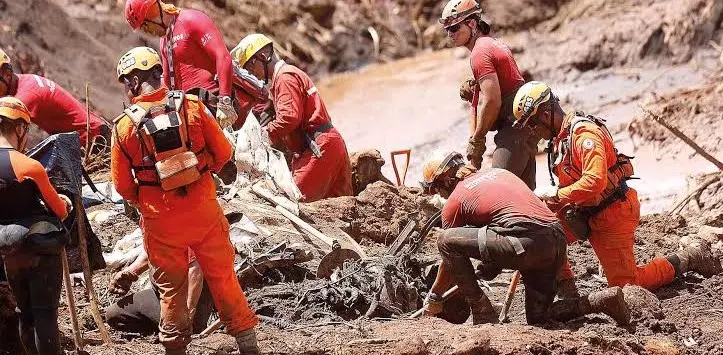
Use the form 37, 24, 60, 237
643, 108, 723, 170
390, 149, 411, 187
74, 192, 112, 343
498, 270, 521, 323
61, 247, 83, 350
84, 83, 91, 164
409, 284, 460, 319
669, 175, 722, 214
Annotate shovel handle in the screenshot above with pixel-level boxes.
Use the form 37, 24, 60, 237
390, 149, 411, 186
498, 270, 521, 323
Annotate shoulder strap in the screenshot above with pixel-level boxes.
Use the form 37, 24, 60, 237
112, 119, 134, 165
165, 16, 178, 90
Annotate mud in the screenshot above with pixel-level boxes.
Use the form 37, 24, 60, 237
349, 149, 394, 195
303, 182, 439, 244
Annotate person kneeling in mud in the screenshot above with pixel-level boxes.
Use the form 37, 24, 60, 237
106, 248, 215, 335
421, 151, 630, 325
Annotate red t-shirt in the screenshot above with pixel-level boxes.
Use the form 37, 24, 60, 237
160, 9, 233, 97
442, 168, 557, 229
12, 74, 105, 145
470, 37, 524, 98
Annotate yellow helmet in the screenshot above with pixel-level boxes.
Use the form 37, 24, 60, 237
0, 97, 31, 124
421, 150, 464, 190
116, 46, 162, 82
512, 81, 554, 129
231, 34, 273, 68
0, 48, 10, 68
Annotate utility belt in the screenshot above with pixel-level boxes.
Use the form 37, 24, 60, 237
563, 180, 630, 240
301, 122, 333, 158
493, 85, 522, 131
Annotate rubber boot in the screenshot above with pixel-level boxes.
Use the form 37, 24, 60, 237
672, 243, 722, 278
235, 328, 260, 355
468, 294, 497, 325
586, 287, 630, 325
556, 278, 581, 299
549, 286, 630, 325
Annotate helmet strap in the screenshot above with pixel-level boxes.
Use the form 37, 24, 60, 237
544, 96, 558, 186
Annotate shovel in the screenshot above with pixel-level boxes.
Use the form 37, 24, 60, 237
274, 204, 362, 279
390, 149, 411, 186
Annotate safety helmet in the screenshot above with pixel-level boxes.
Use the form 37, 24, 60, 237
231, 34, 273, 68
0, 97, 31, 124
116, 47, 162, 82
512, 81, 554, 129
421, 150, 465, 190
440, 0, 482, 29
0, 48, 10, 69
124, 0, 158, 30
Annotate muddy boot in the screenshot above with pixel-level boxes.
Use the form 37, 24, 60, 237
468, 295, 497, 325
668, 243, 722, 278
586, 287, 631, 325
550, 287, 630, 325
235, 328, 259, 355
556, 278, 581, 299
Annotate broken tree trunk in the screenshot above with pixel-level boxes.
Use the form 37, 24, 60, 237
644, 108, 723, 170
74, 192, 111, 344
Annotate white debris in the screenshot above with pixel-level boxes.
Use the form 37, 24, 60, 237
103, 228, 144, 270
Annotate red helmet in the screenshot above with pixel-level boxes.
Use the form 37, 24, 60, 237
125, 0, 157, 30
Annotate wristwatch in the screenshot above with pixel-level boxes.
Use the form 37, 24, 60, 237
219, 96, 232, 106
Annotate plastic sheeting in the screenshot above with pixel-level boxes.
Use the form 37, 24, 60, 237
232, 112, 302, 202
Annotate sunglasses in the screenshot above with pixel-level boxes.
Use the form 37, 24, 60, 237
445, 23, 462, 33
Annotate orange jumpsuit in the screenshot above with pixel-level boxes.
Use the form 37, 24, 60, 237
111, 88, 258, 350
269, 61, 352, 202
552, 113, 675, 290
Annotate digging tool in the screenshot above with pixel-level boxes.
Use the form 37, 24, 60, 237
410, 284, 461, 319
74, 192, 112, 343
390, 149, 411, 186
498, 270, 521, 323
274, 204, 363, 278
61, 247, 83, 351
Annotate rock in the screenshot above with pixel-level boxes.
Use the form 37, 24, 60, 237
395, 336, 428, 355
450, 329, 491, 355
644, 339, 679, 355
698, 225, 723, 244
623, 285, 664, 320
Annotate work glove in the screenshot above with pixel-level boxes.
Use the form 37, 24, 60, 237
109, 269, 139, 295
466, 137, 486, 169
216, 96, 238, 129
459, 76, 476, 103
534, 185, 559, 202
59, 194, 73, 215
424, 292, 444, 316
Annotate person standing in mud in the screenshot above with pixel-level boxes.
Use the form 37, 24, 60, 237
0, 48, 110, 151
111, 47, 259, 355
0, 97, 74, 355
124, 0, 239, 129
231, 34, 353, 202
420, 150, 631, 325
440, 0, 539, 189
510, 81, 723, 297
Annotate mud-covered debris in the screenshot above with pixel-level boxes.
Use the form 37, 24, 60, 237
644, 338, 679, 355
623, 285, 664, 321
350, 149, 394, 195
395, 336, 428, 355
450, 329, 491, 355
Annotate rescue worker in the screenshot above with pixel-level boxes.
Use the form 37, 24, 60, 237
231, 34, 352, 202
511, 81, 722, 296
106, 248, 214, 335
124, 0, 238, 128
0, 48, 109, 149
0, 97, 73, 355
421, 151, 631, 325
440, 0, 539, 189
111, 47, 258, 354
230, 64, 269, 130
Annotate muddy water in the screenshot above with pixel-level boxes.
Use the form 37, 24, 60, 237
319, 48, 720, 214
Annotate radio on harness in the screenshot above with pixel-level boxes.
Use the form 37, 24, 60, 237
114, 90, 204, 191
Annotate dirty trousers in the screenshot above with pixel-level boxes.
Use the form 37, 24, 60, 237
438, 224, 566, 324
491, 122, 539, 190
4, 251, 63, 355
142, 202, 258, 349
106, 283, 214, 335
292, 128, 353, 202
559, 189, 675, 290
